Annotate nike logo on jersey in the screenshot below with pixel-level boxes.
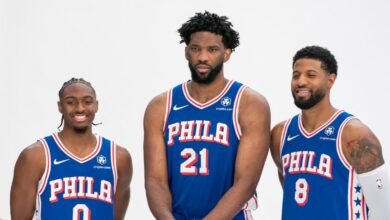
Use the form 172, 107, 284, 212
287, 134, 300, 141
173, 104, 189, 111
53, 158, 70, 165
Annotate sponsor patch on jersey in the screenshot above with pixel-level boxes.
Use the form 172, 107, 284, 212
221, 96, 232, 107
324, 126, 335, 136
94, 155, 111, 169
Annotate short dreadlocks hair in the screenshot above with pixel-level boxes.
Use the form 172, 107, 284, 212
293, 45, 338, 75
58, 77, 96, 100
178, 11, 240, 51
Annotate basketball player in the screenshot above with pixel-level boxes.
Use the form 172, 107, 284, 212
144, 11, 271, 219
270, 46, 390, 219
10, 78, 132, 220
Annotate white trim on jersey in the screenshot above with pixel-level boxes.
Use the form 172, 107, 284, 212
348, 171, 368, 220
182, 80, 234, 109
279, 118, 292, 159
37, 139, 51, 195
52, 133, 102, 163
336, 116, 355, 170
111, 141, 118, 194
243, 209, 253, 220
232, 85, 248, 139
36, 138, 51, 220
298, 110, 344, 138
162, 89, 172, 133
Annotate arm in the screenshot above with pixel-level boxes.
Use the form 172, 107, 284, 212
10, 141, 45, 220
114, 145, 132, 220
342, 119, 389, 219
204, 88, 271, 220
270, 121, 286, 187
144, 92, 175, 220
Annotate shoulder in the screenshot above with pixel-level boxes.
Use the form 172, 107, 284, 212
342, 118, 379, 145
144, 91, 168, 116
238, 87, 270, 117
115, 144, 132, 173
272, 121, 288, 137
342, 118, 384, 173
15, 140, 46, 174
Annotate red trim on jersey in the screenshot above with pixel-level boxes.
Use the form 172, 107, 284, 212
349, 171, 354, 220
163, 89, 172, 134
362, 195, 367, 220
280, 118, 292, 158
298, 110, 344, 138
337, 117, 354, 169
52, 133, 102, 163
111, 141, 118, 193
38, 139, 51, 194
233, 85, 247, 139
182, 80, 234, 109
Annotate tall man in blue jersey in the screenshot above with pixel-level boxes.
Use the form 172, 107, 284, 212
270, 46, 390, 220
144, 11, 271, 220
11, 78, 133, 220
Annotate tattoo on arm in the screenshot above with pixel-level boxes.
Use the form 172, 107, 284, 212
347, 138, 384, 173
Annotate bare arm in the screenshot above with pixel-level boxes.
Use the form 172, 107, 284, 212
144, 92, 175, 220
114, 145, 132, 220
342, 119, 384, 174
10, 141, 45, 220
204, 88, 271, 220
270, 121, 286, 187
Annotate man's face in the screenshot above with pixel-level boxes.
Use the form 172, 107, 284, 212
58, 83, 98, 133
185, 31, 231, 84
291, 58, 334, 110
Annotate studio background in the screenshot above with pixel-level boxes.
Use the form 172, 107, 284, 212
1, 0, 389, 219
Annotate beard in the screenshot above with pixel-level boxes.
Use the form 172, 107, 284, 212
189, 61, 223, 84
293, 88, 325, 110
73, 126, 89, 134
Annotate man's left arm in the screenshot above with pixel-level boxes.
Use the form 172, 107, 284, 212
342, 119, 389, 220
204, 88, 271, 220
114, 145, 132, 220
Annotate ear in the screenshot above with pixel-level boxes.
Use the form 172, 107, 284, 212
328, 73, 337, 89
57, 101, 63, 114
95, 100, 99, 113
223, 48, 232, 62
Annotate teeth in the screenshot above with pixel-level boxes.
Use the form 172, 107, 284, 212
74, 115, 86, 122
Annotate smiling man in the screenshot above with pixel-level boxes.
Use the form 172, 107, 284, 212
270, 46, 390, 220
10, 78, 132, 220
144, 11, 271, 220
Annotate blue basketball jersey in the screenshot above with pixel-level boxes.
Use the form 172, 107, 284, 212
35, 133, 117, 220
164, 80, 257, 220
280, 110, 369, 220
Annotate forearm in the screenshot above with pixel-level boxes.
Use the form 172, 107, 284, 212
204, 180, 256, 220
145, 179, 175, 220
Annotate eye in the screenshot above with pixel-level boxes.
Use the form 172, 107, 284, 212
83, 98, 94, 105
65, 99, 76, 105
189, 46, 199, 52
208, 47, 218, 53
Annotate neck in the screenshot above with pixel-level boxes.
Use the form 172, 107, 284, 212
58, 126, 96, 152
188, 74, 228, 103
300, 99, 338, 133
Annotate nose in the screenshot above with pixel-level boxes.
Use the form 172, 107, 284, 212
75, 102, 86, 112
197, 49, 208, 63
295, 75, 307, 87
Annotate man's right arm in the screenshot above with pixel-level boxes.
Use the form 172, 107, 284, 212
143, 92, 175, 220
270, 121, 286, 187
10, 141, 45, 220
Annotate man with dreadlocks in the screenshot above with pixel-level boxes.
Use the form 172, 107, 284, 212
144, 11, 270, 219
11, 78, 132, 220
